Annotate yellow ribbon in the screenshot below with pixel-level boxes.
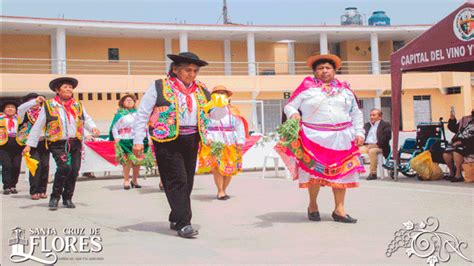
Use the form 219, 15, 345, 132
23, 152, 39, 176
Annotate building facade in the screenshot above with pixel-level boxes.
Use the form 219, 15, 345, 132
1, 16, 472, 132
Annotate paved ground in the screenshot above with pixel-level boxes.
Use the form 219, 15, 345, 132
1, 170, 473, 265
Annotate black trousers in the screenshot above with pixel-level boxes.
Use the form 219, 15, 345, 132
48, 139, 82, 200
0, 137, 23, 190
29, 140, 50, 195
153, 133, 200, 230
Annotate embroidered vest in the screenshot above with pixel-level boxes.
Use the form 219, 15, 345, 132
148, 79, 211, 143
0, 114, 10, 146
44, 99, 85, 142
16, 109, 39, 146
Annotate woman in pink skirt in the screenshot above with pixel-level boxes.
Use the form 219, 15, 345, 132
275, 54, 365, 223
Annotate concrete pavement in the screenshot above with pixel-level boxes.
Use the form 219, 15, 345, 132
1, 171, 473, 265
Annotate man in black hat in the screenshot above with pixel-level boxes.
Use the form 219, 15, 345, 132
23, 77, 100, 210
17, 93, 49, 200
0, 98, 22, 195
133, 52, 226, 238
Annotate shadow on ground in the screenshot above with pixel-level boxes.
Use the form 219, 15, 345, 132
116, 222, 201, 237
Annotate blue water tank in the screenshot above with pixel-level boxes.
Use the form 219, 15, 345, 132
369, 11, 390, 26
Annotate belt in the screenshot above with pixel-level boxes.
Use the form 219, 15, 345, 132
208, 126, 235, 132
302, 121, 352, 131
48, 138, 80, 144
180, 126, 198, 135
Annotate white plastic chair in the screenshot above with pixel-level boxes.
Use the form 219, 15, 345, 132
262, 152, 281, 179
361, 153, 386, 179
377, 153, 386, 179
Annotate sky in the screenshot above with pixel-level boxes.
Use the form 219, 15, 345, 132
2, 0, 467, 26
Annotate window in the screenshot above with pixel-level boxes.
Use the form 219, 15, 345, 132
256, 99, 289, 133
88, 93, 93, 101
445, 86, 461, 95
393, 41, 406, 52
134, 93, 139, 100
413, 95, 432, 126
97, 93, 103, 100
116, 93, 121, 100
78, 93, 83, 101
381, 97, 392, 124
107, 93, 112, 100
108, 48, 119, 61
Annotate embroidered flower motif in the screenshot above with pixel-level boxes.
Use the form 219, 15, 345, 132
303, 153, 311, 163
291, 140, 300, 149
347, 161, 353, 168
153, 122, 170, 139
166, 117, 175, 125
295, 149, 303, 159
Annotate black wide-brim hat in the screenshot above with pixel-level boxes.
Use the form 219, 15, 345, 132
22, 93, 40, 103
0, 98, 20, 112
49, 77, 78, 91
167, 52, 208, 67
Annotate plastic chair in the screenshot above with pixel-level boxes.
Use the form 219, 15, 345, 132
361, 153, 386, 179
377, 153, 386, 179
262, 152, 280, 178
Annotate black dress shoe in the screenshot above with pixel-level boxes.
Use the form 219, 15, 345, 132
443, 174, 453, 181
307, 209, 321, 221
3, 189, 10, 195
451, 176, 464, 183
49, 198, 59, 210
217, 195, 230, 200
63, 199, 76, 208
177, 225, 199, 238
170, 222, 177, 231
130, 181, 142, 188
332, 212, 357, 223
10, 188, 18, 194
366, 174, 378, 180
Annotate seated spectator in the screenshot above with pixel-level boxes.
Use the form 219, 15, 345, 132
443, 110, 474, 182
359, 108, 391, 180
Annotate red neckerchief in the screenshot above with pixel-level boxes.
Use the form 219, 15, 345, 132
7, 115, 16, 131
169, 77, 197, 113
27, 106, 41, 122
54, 95, 77, 122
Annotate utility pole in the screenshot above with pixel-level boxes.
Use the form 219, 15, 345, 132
223, 0, 231, 24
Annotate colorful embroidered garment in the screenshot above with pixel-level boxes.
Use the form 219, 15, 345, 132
275, 76, 365, 189
109, 109, 154, 168
198, 106, 246, 176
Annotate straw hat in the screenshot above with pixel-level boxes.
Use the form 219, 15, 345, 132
211, 85, 233, 97
306, 53, 342, 70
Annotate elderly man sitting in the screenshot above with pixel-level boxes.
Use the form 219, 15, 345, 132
359, 108, 391, 180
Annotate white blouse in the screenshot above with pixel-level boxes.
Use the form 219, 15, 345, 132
284, 86, 365, 150
112, 112, 137, 140
207, 107, 246, 145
